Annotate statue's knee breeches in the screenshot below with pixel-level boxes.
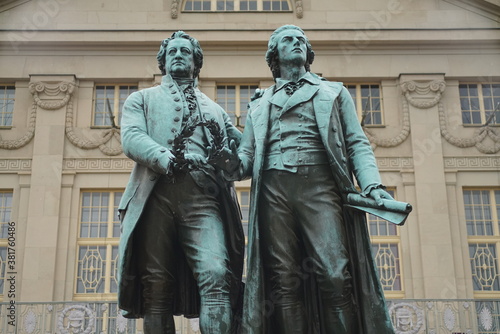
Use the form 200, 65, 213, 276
197, 261, 232, 298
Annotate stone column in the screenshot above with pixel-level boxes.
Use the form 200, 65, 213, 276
400, 73, 458, 299
20, 75, 75, 301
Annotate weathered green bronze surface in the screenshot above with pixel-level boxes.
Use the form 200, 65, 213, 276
117, 31, 244, 334
235, 25, 406, 334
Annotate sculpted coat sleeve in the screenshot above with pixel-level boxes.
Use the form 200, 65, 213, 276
237, 105, 257, 179
121, 91, 175, 175
336, 86, 383, 194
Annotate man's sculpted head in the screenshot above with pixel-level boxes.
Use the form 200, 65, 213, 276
266, 25, 315, 79
157, 31, 204, 79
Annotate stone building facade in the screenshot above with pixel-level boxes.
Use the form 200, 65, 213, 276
0, 0, 499, 333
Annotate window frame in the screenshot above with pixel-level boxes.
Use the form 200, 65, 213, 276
182, 0, 292, 12
463, 188, 500, 297
92, 84, 138, 129
216, 83, 259, 128
74, 190, 123, 301
459, 83, 500, 126
344, 83, 384, 127
0, 85, 15, 128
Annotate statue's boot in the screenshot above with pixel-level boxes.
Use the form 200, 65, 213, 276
273, 302, 308, 334
143, 313, 175, 334
321, 297, 354, 334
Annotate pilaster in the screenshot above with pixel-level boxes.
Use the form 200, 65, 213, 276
20, 75, 76, 302
400, 73, 459, 299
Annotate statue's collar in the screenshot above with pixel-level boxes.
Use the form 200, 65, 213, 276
275, 71, 320, 92
161, 74, 197, 87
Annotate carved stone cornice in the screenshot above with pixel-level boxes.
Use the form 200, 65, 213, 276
401, 80, 446, 109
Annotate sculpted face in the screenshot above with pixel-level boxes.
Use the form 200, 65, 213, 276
165, 38, 195, 78
276, 29, 307, 68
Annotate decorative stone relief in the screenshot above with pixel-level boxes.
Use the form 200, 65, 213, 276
0, 159, 32, 171
376, 157, 413, 170
479, 306, 493, 331
171, 0, 180, 18
443, 307, 456, 331
116, 312, 128, 333
57, 305, 95, 334
295, 0, 303, 18
0, 81, 74, 150
389, 302, 424, 334
30, 81, 74, 110
401, 80, 446, 109
443, 156, 500, 169
23, 309, 37, 334
63, 158, 134, 171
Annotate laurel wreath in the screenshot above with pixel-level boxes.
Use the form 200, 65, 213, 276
168, 116, 226, 176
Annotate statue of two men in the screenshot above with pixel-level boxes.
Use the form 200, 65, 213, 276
118, 26, 397, 334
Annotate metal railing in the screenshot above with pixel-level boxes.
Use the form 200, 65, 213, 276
1, 299, 499, 333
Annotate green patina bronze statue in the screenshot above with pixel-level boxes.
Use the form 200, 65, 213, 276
117, 31, 244, 334
236, 25, 400, 333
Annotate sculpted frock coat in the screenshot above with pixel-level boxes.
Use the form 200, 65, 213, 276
117, 75, 244, 319
238, 73, 395, 334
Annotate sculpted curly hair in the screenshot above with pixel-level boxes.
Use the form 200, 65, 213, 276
265, 25, 315, 79
157, 31, 204, 78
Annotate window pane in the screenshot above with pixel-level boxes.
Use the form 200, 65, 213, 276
0, 192, 13, 239
0, 86, 15, 127
0, 247, 6, 294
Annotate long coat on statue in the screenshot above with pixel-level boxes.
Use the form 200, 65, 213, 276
117, 75, 244, 320
238, 73, 395, 334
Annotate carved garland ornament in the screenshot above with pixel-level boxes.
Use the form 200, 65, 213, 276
171, 0, 180, 19
363, 99, 411, 149
0, 80, 123, 155
439, 102, 500, 154
65, 98, 123, 156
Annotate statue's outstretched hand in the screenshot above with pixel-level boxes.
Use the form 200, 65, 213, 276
209, 139, 240, 173
369, 188, 394, 207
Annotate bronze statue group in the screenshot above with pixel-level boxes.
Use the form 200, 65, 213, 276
117, 25, 406, 334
